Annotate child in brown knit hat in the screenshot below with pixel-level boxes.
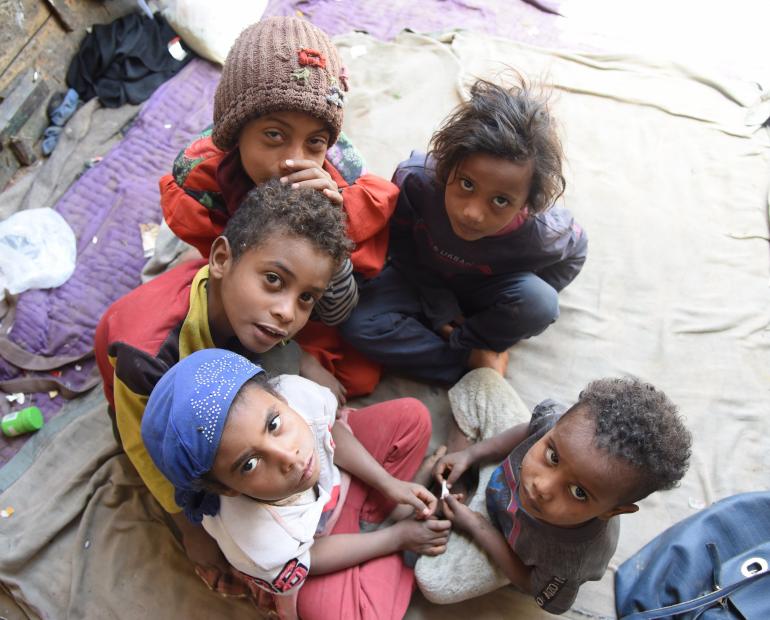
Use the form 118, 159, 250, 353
159, 16, 398, 401
212, 16, 346, 158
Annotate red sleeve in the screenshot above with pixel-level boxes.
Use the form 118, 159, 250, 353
326, 163, 399, 278
159, 134, 229, 258
159, 173, 226, 258
160, 145, 399, 273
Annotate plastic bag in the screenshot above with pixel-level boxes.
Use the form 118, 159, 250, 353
0, 208, 77, 295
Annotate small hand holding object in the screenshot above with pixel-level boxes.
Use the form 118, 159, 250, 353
442, 492, 484, 534
280, 159, 343, 205
385, 478, 438, 519
433, 448, 474, 489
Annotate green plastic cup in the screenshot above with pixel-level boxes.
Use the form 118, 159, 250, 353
1, 406, 44, 437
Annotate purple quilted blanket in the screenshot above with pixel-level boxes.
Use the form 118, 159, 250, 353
1, 0, 568, 464
0, 59, 221, 463
266, 0, 568, 48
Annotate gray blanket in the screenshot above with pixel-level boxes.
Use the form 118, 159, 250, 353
2, 30, 769, 619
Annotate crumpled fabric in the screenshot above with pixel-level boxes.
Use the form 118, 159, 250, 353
66, 12, 193, 108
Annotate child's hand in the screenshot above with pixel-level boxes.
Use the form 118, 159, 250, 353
442, 493, 485, 534
383, 478, 438, 519
280, 159, 343, 206
395, 517, 451, 556
299, 352, 347, 405
434, 448, 474, 489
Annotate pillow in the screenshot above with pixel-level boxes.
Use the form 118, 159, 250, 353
157, 0, 268, 65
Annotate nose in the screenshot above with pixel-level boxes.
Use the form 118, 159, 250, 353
532, 475, 554, 502
278, 142, 305, 173
462, 201, 484, 224
273, 443, 301, 474
271, 295, 295, 325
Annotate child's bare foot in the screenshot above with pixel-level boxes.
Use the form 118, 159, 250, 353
467, 348, 509, 376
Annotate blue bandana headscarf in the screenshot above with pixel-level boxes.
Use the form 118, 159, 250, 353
141, 349, 265, 523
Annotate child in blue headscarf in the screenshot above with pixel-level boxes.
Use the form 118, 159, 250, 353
142, 348, 450, 620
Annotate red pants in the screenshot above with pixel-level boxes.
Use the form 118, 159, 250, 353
295, 321, 382, 398
297, 398, 432, 620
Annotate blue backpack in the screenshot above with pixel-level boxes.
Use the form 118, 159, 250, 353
615, 492, 770, 619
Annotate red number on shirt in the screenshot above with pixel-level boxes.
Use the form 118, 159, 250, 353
273, 559, 309, 593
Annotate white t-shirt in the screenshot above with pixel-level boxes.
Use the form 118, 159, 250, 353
202, 374, 341, 595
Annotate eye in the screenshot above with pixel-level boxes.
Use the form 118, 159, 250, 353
459, 178, 474, 191
299, 292, 317, 305
492, 196, 510, 208
242, 456, 259, 473
264, 129, 283, 142
264, 272, 282, 288
545, 446, 559, 465
569, 484, 588, 501
268, 414, 282, 433
308, 136, 328, 150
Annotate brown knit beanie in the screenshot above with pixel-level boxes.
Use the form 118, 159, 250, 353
212, 16, 347, 151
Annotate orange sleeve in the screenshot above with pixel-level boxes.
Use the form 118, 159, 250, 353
159, 173, 226, 258
326, 164, 399, 279
159, 134, 229, 258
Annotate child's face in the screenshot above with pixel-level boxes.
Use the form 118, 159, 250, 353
238, 111, 330, 185
444, 153, 533, 241
209, 232, 335, 353
211, 383, 320, 501
517, 408, 639, 527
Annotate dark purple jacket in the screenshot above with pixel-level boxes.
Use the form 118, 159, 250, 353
390, 152, 588, 295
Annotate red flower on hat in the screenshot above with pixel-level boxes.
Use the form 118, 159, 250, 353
298, 48, 326, 68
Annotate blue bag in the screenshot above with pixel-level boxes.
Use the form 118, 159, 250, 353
615, 492, 770, 620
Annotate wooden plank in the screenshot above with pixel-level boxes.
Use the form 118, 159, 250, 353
0, 68, 50, 143
0, 0, 50, 79
0, 0, 137, 190
42, 0, 77, 32
0, 148, 20, 190
10, 136, 37, 165
0, 0, 140, 95
1, 16, 73, 95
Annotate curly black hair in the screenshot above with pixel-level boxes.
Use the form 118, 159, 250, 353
575, 377, 692, 503
429, 77, 565, 214
223, 179, 353, 265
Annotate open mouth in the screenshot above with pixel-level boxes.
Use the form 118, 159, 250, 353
256, 323, 287, 340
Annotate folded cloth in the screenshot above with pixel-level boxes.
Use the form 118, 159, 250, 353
66, 13, 193, 108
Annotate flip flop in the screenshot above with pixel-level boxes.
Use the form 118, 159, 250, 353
41, 125, 62, 155
49, 88, 79, 126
